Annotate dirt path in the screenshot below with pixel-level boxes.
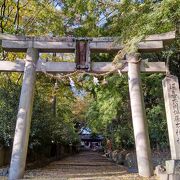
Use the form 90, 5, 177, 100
24, 151, 158, 180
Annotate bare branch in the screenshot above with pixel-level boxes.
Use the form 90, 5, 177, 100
0, 0, 6, 33
14, 0, 20, 34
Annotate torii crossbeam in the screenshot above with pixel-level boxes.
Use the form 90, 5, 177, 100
0, 31, 176, 180
0, 31, 176, 73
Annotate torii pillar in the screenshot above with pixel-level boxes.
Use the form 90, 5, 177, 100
128, 53, 153, 177
8, 48, 39, 180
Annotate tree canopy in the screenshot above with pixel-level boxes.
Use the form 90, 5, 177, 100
0, 0, 179, 151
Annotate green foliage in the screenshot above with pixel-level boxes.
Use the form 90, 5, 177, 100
29, 74, 80, 149
0, 73, 79, 149
84, 73, 169, 150
84, 75, 134, 149
142, 74, 169, 148
101, 0, 180, 55
0, 0, 179, 151
0, 73, 21, 146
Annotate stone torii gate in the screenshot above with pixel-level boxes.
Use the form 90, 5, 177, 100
0, 31, 177, 179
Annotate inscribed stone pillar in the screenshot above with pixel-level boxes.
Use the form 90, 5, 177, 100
8, 48, 39, 180
162, 75, 180, 159
128, 53, 153, 177
162, 75, 180, 179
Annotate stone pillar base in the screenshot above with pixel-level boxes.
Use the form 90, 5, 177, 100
155, 160, 180, 180
159, 174, 180, 180
166, 160, 180, 175
159, 160, 180, 180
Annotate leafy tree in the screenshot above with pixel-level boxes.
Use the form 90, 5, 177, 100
0, 73, 21, 147
0, 0, 179, 152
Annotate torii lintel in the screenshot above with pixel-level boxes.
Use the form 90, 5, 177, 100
0, 31, 176, 53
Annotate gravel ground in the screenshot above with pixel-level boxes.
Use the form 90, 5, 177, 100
22, 151, 159, 180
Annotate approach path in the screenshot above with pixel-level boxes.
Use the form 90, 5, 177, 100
24, 151, 156, 180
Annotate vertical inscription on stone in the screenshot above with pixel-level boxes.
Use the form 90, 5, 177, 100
170, 82, 180, 144
163, 75, 180, 159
